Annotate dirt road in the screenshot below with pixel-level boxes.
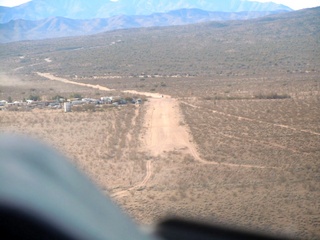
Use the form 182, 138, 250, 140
37, 72, 113, 91
37, 72, 170, 99
38, 72, 274, 198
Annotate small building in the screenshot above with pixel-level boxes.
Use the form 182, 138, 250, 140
64, 102, 71, 112
101, 97, 113, 104
136, 98, 142, 105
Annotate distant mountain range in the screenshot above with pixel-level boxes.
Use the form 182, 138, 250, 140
0, 0, 293, 43
0, 0, 292, 23
0, 8, 292, 43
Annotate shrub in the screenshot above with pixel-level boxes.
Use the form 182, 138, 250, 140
83, 104, 95, 112
52, 94, 65, 101
28, 95, 41, 101
255, 93, 291, 99
70, 93, 82, 99
125, 97, 133, 102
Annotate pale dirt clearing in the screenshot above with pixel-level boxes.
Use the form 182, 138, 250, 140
143, 97, 198, 156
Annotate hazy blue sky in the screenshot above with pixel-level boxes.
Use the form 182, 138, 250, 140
248, 0, 320, 10
0, 0, 319, 10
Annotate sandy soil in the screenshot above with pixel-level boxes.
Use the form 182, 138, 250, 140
5, 72, 319, 238
143, 97, 194, 156
38, 72, 273, 171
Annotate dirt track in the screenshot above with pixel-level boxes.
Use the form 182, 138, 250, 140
37, 72, 276, 197
36, 72, 113, 91
111, 161, 152, 198
181, 101, 320, 137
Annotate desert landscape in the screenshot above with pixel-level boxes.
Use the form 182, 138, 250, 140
0, 6, 319, 239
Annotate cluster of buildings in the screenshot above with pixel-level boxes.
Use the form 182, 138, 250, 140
0, 96, 143, 112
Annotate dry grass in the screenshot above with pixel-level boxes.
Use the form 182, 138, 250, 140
173, 84, 320, 238
1, 11, 319, 237
1, 70, 319, 239
1, 72, 320, 239
0, 105, 147, 192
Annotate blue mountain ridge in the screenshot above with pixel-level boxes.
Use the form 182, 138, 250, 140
0, 8, 291, 43
0, 0, 292, 23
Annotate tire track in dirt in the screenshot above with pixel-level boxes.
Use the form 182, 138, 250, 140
219, 133, 305, 155
181, 101, 320, 136
180, 101, 312, 159
111, 160, 152, 198
125, 107, 139, 148
36, 72, 158, 197
189, 141, 275, 169
144, 98, 273, 169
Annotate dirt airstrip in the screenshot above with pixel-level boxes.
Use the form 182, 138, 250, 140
37, 72, 277, 196
37, 72, 279, 169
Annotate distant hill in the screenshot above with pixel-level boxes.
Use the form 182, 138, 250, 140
0, 9, 291, 43
1, 7, 318, 78
0, 0, 292, 23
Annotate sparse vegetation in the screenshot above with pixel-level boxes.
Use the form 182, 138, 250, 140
28, 94, 41, 101
1, 73, 319, 239
254, 93, 291, 99
0, 7, 319, 239
52, 94, 65, 101
70, 93, 82, 99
